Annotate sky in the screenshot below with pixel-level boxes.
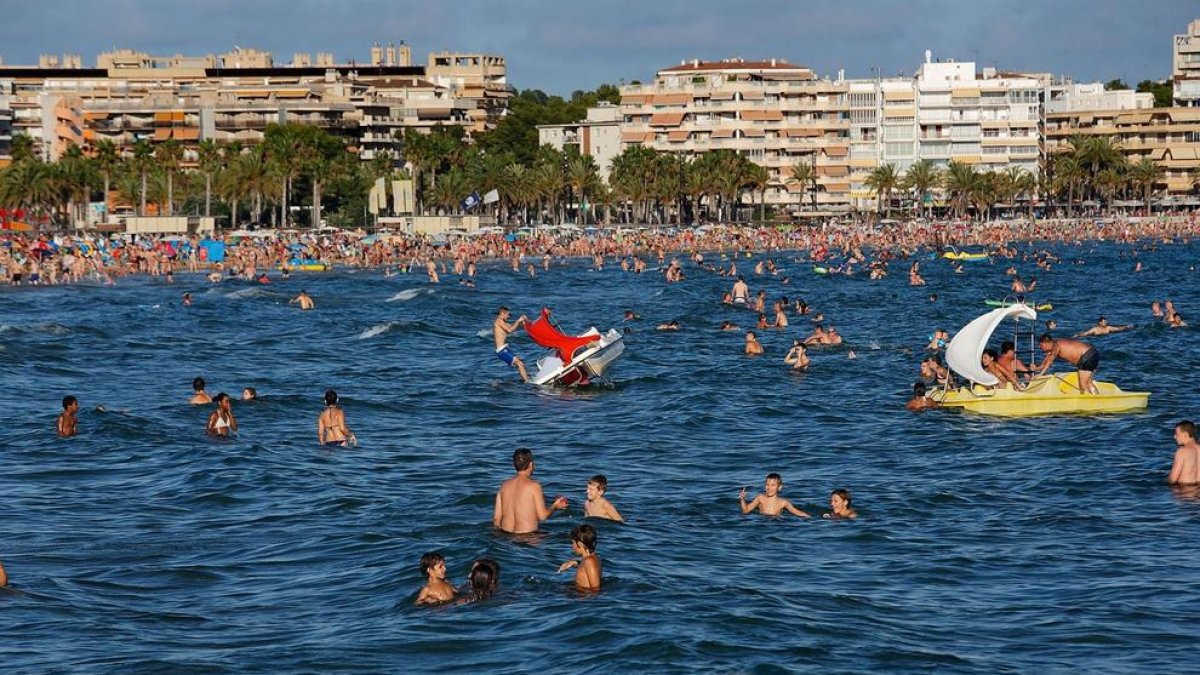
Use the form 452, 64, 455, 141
2, 1, 1194, 94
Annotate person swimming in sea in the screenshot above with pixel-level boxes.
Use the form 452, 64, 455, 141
206, 393, 237, 437
318, 389, 357, 447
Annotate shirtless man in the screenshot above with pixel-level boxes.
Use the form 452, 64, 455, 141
804, 325, 829, 346
58, 395, 79, 437
318, 389, 357, 447
1075, 316, 1133, 337
493, 306, 529, 383
744, 331, 764, 356
290, 291, 314, 310
731, 276, 749, 304
906, 382, 939, 411
493, 447, 568, 534
1168, 421, 1200, 485
996, 341, 1029, 382
1034, 334, 1100, 395
784, 340, 810, 370
190, 377, 212, 405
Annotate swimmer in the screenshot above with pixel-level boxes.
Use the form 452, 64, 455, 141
744, 331, 764, 356
624, 310, 641, 322
459, 558, 500, 603
739, 473, 810, 517
415, 552, 456, 605
57, 395, 79, 438
557, 524, 602, 591
190, 377, 212, 405
493, 306, 529, 383
318, 389, 357, 447
241, 387, 257, 401
927, 329, 949, 351
656, 320, 680, 331
182, 292, 192, 306
1075, 316, 1133, 337
784, 340, 810, 370
824, 489, 858, 519
720, 320, 739, 331
256, 273, 270, 285
0, 560, 6, 586
584, 475, 624, 522
493, 447, 568, 534
804, 325, 828, 346
1168, 421, 1200, 485
906, 382, 939, 411
206, 393, 237, 437
289, 291, 314, 310
731, 276, 749, 304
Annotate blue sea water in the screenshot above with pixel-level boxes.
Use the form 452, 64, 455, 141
1, 240, 1199, 673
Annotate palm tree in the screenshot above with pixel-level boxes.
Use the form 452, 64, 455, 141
566, 154, 600, 225
430, 167, 471, 215
500, 163, 531, 224
155, 139, 184, 216
864, 163, 900, 217
9, 135, 37, 164
92, 139, 121, 222
235, 148, 276, 225
744, 162, 770, 223
788, 160, 817, 213
942, 161, 978, 219
264, 124, 308, 227
1129, 157, 1163, 214
56, 145, 95, 228
130, 140, 155, 215
903, 160, 941, 218
1051, 153, 1085, 216
0, 159, 57, 221
196, 139, 222, 218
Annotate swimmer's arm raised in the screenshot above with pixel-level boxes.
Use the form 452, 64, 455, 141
739, 488, 759, 514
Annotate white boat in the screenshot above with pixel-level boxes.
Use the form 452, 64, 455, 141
932, 304, 1150, 416
525, 309, 625, 387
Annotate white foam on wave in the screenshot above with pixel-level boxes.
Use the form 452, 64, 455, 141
386, 288, 431, 302
227, 287, 269, 299
476, 328, 491, 338
358, 321, 399, 340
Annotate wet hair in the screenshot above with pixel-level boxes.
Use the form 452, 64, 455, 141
832, 488, 852, 505
982, 348, 999, 361
498, 305, 509, 314
419, 552, 444, 577
570, 524, 597, 554
1039, 333, 1053, 343
913, 382, 927, 397
746, 331, 757, 340
324, 389, 338, 406
213, 392, 229, 405
589, 475, 608, 492
243, 387, 257, 400
62, 395, 77, 409
469, 558, 500, 597
1000, 340, 1015, 354
766, 472, 783, 484
193, 377, 206, 392
1178, 421, 1197, 440
513, 447, 533, 471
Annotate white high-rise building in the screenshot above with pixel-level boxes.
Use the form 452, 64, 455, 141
1173, 18, 1200, 107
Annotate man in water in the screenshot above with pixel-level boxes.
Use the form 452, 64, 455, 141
1075, 316, 1133, 337
493, 447, 568, 534
190, 377, 212, 405
318, 389, 357, 447
290, 291, 314, 310
1034, 333, 1100, 395
1168, 421, 1200, 485
731, 275, 749, 304
493, 306, 529, 383
58, 395, 79, 437
906, 382, 939, 411
744, 331, 764, 356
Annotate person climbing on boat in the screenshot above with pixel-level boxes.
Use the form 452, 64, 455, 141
1034, 334, 1100, 395
493, 306, 530, 383
996, 341, 1030, 383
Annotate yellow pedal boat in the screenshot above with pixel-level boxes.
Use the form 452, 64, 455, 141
934, 304, 1150, 417
942, 250, 989, 261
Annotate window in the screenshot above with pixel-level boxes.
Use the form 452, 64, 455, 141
883, 125, 914, 140
884, 142, 913, 156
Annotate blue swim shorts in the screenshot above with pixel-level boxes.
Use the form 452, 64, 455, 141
496, 345, 517, 366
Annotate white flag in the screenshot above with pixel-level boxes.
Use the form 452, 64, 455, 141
482, 189, 500, 205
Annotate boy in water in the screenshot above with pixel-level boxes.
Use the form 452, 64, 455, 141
824, 489, 858, 519
584, 475, 624, 522
558, 524, 602, 591
1168, 420, 1200, 485
57, 395, 79, 437
744, 331, 764, 356
415, 552, 456, 605
739, 473, 810, 517
906, 382, 938, 411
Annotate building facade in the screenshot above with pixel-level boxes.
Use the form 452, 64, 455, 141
1173, 19, 1200, 107
0, 45, 509, 165
618, 58, 853, 213
536, 102, 622, 180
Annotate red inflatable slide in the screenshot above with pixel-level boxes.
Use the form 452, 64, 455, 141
524, 308, 599, 365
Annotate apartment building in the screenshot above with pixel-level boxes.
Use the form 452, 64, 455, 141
618, 58, 852, 213
0, 91, 11, 165
0, 45, 509, 164
536, 102, 622, 180
1173, 19, 1200, 107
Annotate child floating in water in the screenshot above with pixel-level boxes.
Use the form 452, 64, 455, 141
739, 473, 810, 517
824, 489, 858, 520
584, 475, 624, 522
458, 558, 499, 604
415, 552, 456, 605
558, 524, 602, 591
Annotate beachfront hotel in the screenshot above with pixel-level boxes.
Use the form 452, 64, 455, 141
0, 43, 509, 167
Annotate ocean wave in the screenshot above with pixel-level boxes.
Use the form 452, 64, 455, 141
357, 321, 400, 340
386, 288, 432, 302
